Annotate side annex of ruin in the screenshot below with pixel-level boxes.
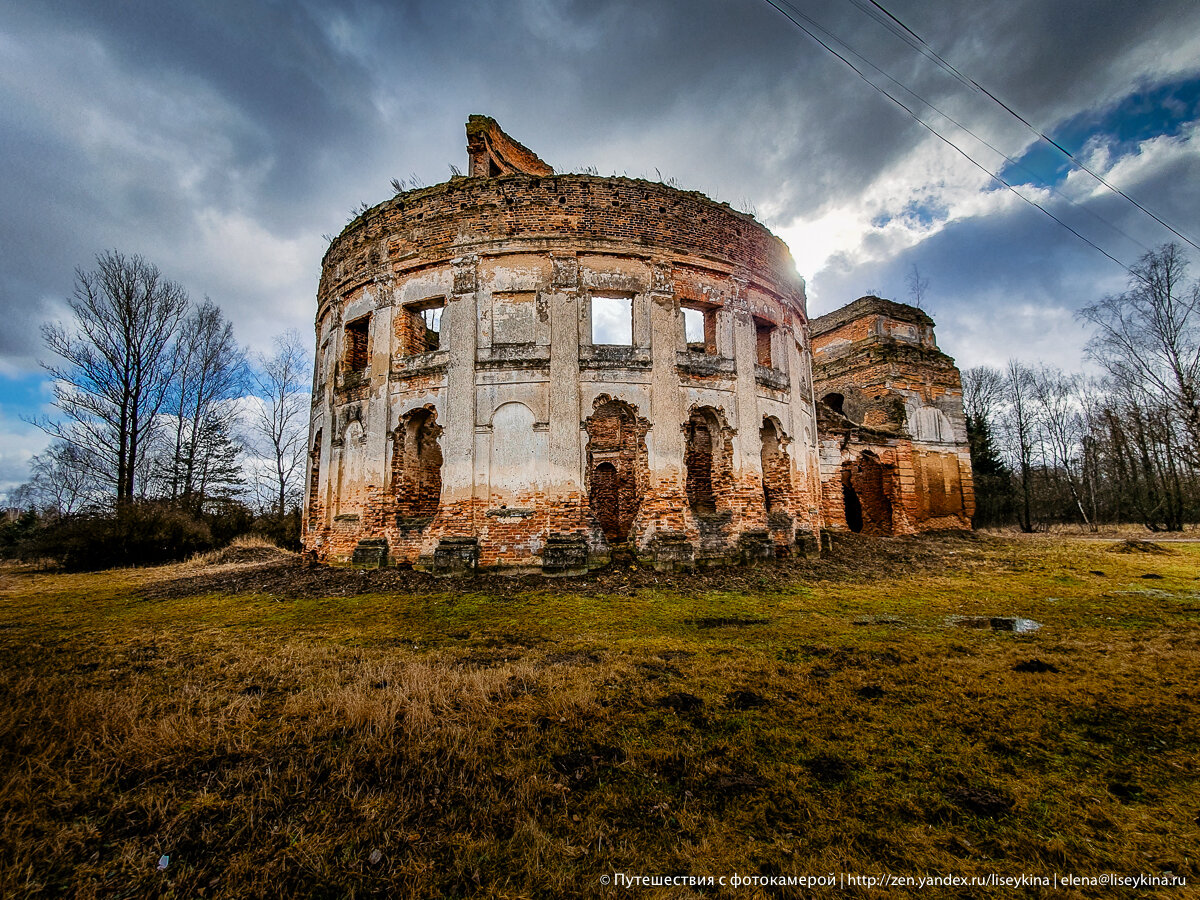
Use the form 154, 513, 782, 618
302, 117, 972, 573
811, 296, 974, 535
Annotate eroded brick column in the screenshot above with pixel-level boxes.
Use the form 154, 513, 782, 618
729, 277, 768, 533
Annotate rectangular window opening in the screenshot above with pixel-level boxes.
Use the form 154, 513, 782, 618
419, 307, 442, 350
344, 315, 370, 371
682, 304, 717, 355
399, 300, 444, 356
591, 295, 633, 346
754, 317, 775, 368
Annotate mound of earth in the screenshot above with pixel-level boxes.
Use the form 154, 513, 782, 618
1108, 539, 1170, 554
210, 544, 293, 565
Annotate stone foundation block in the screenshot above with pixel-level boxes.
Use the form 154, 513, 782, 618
541, 534, 590, 576
351, 538, 389, 568
432, 537, 479, 576
737, 529, 774, 564
648, 531, 695, 573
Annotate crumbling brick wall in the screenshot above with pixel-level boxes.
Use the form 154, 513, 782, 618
841, 451, 893, 535
392, 407, 443, 521
760, 418, 793, 514
685, 406, 734, 518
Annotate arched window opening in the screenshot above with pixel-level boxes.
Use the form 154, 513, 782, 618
585, 398, 645, 543
823, 393, 845, 416
592, 462, 621, 541
842, 452, 893, 535
393, 408, 443, 521
760, 418, 791, 514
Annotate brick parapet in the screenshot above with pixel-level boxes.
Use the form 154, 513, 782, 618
319, 174, 804, 321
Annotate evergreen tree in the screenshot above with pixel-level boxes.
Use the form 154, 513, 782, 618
189, 412, 244, 512
966, 412, 1013, 527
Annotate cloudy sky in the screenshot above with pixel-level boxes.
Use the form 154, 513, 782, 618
2, 0, 1199, 490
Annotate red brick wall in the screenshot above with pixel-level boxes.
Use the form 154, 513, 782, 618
343, 316, 370, 370
760, 422, 792, 514
685, 413, 715, 514
392, 408, 443, 520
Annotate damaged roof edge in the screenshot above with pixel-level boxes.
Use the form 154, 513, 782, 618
466, 114, 554, 177
810, 295, 935, 335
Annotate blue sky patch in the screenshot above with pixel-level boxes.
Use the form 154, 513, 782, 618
0, 371, 52, 423
998, 74, 1200, 190
870, 199, 948, 231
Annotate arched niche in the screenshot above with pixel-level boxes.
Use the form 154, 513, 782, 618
759, 416, 792, 514
685, 405, 733, 518
392, 407, 443, 521
489, 401, 546, 504
337, 419, 366, 518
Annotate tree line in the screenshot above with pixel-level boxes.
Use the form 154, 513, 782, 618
965, 243, 1200, 532
3, 251, 311, 566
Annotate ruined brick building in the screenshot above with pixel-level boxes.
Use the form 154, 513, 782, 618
811, 297, 974, 535
302, 116, 972, 573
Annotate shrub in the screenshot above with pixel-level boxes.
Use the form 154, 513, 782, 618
22, 501, 215, 570
0, 510, 40, 559
251, 507, 302, 550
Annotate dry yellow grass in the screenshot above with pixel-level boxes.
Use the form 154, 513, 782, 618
0, 533, 1197, 897
177, 534, 295, 571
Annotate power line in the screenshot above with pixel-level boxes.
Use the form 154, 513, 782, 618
855, 0, 1200, 253
779, 0, 1150, 257
760, 0, 1152, 280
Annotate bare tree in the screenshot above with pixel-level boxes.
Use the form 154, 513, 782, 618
905, 263, 929, 309
6, 439, 104, 515
1080, 243, 1200, 462
40, 252, 189, 502
249, 331, 312, 516
158, 299, 246, 507
1097, 373, 1191, 531
1000, 359, 1038, 532
962, 365, 1005, 428
1031, 365, 1091, 527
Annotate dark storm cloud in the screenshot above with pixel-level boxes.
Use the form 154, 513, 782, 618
0, 0, 1198, 488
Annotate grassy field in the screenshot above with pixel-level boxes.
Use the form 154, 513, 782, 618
0, 533, 1197, 898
